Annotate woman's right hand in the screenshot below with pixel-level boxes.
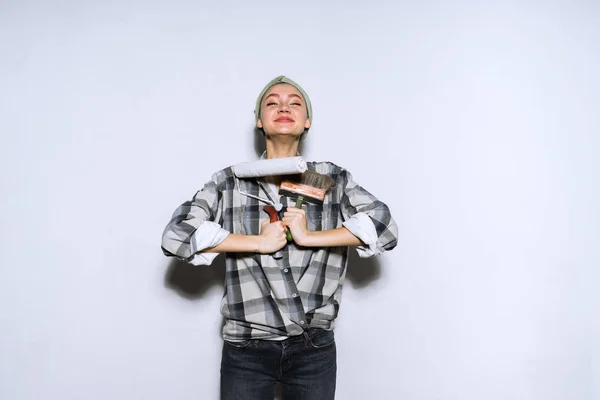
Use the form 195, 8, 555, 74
258, 219, 287, 254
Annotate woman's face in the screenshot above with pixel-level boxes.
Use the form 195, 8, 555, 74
257, 83, 311, 138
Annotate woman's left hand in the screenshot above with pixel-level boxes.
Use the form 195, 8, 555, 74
282, 207, 311, 245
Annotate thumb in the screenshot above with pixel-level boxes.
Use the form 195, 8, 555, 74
261, 219, 270, 229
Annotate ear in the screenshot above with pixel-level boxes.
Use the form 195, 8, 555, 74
257, 119, 263, 129
304, 119, 311, 129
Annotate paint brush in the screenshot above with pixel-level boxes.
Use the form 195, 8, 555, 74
279, 170, 335, 242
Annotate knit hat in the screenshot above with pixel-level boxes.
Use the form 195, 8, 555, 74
254, 75, 312, 140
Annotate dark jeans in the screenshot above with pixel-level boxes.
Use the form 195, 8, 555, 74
220, 328, 337, 400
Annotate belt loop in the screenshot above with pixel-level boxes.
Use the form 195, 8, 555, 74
302, 330, 310, 344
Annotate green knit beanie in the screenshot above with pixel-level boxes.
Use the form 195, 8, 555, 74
254, 75, 312, 140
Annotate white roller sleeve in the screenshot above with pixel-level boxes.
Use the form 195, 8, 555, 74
232, 156, 307, 178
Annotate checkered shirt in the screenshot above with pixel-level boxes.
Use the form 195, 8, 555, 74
162, 161, 398, 340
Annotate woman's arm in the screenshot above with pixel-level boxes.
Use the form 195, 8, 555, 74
282, 208, 363, 247
203, 220, 287, 254
282, 167, 398, 255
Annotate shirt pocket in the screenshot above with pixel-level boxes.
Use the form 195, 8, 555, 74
305, 203, 323, 232
241, 205, 264, 235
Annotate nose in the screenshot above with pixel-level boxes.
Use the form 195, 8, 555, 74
278, 103, 290, 113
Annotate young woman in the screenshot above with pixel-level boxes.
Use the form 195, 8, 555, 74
162, 75, 398, 400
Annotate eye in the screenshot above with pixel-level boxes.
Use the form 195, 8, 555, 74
291, 102, 302, 106
266, 102, 278, 106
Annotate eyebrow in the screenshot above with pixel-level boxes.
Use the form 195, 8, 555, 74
264, 93, 303, 101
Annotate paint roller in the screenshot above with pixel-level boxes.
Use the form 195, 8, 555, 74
232, 156, 307, 178
232, 156, 307, 259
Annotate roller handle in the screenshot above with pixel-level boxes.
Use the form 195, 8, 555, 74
263, 206, 283, 259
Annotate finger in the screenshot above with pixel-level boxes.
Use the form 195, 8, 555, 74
272, 221, 285, 230
284, 212, 304, 220
282, 221, 296, 229
270, 221, 286, 231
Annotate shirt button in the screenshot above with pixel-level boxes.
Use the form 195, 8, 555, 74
300, 320, 305, 325
292, 293, 297, 298
284, 268, 289, 273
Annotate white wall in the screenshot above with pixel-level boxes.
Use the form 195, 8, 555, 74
1, 1, 598, 399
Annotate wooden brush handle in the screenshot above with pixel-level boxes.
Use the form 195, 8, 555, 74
263, 206, 283, 259
294, 195, 305, 209
284, 196, 306, 242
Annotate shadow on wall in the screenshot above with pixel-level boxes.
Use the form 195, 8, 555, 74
164, 256, 226, 300
345, 248, 381, 289
254, 127, 266, 156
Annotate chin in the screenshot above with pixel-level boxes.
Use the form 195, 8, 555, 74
265, 130, 303, 138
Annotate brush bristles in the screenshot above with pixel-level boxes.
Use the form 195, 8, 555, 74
297, 170, 335, 192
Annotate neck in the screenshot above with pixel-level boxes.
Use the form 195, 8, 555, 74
264, 136, 301, 159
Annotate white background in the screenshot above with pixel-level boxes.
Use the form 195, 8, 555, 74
1, 1, 598, 399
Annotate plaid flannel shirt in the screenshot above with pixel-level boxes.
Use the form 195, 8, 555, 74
162, 161, 398, 341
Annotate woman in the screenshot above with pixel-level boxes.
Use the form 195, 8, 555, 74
162, 75, 398, 400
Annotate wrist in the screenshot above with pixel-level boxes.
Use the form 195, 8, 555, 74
295, 230, 316, 247
253, 235, 264, 253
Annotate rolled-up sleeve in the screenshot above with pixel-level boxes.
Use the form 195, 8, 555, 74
161, 174, 230, 266
339, 170, 398, 258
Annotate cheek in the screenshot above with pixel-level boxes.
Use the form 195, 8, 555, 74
261, 109, 275, 121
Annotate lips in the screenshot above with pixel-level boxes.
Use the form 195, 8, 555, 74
275, 117, 294, 122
